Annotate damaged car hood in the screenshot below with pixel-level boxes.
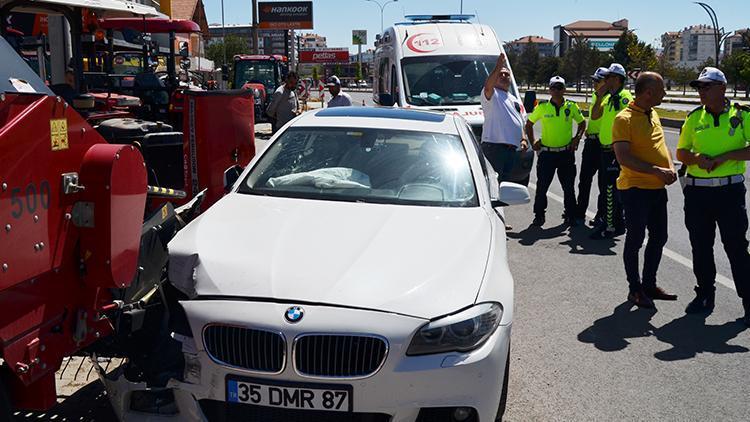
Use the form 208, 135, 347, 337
168, 194, 493, 318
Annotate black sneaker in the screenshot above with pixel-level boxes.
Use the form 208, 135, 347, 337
531, 215, 545, 227
565, 216, 579, 227
685, 293, 715, 314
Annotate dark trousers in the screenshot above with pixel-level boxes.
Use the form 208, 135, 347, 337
684, 183, 750, 299
533, 150, 576, 218
481, 142, 517, 183
621, 188, 668, 293
598, 149, 624, 230
577, 136, 604, 220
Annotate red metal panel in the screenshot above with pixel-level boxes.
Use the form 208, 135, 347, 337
182, 91, 255, 208
0, 92, 120, 409
299, 48, 350, 64
78, 144, 147, 288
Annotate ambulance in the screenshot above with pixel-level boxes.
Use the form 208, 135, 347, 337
373, 14, 533, 184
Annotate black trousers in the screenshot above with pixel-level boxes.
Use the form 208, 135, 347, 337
598, 149, 624, 230
684, 183, 750, 299
481, 142, 517, 183
621, 188, 668, 293
576, 136, 604, 220
533, 150, 576, 218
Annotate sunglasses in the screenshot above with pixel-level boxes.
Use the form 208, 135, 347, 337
695, 82, 722, 91
550, 84, 564, 90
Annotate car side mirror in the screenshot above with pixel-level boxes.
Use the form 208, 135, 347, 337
224, 165, 244, 193
491, 182, 530, 207
180, 57, 191, 70
523, 90, 537, 113
378, 93, 395, 107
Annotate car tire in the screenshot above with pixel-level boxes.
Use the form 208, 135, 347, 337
495, 347, 510, 422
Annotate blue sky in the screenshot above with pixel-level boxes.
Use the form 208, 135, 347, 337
204, 0, 749, 52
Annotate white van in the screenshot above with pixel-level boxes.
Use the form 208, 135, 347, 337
373, 14, 533, 184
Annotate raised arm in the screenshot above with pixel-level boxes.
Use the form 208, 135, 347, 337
484, 53, 508, 101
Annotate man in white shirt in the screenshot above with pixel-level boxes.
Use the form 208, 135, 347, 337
480, 53, 527, 183
266, 71, 300, 133
326, 75, 352, 108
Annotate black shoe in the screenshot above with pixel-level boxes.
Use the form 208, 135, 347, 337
628, 290, 655, 309
644, 286, 678, 301
565, 216, 579, 227
589, 227, 616, 240
685, 293, 715, 314
589, 216, 604, 228
614, 226, 626, 237
531, 215, 545, 227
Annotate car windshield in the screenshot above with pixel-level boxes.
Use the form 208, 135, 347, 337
234, 60, 278, 91
239, 127, 478, 207
402, 55, 509, 106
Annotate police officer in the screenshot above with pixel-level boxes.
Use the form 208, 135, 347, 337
676, 67, 750, 325
525, 76, 586, 227
576, 67, 609, 226
590, 63, 633, 239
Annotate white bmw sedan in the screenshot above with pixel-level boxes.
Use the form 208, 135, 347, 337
127, 107, 529, 422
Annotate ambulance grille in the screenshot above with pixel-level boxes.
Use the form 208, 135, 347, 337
203, 325, 285, 373
294, 334, 388, 378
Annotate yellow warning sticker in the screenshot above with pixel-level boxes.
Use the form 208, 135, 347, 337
50, 119, 69, 151
161, 205, 168, 220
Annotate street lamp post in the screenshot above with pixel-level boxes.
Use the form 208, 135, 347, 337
364, 0, 398, 34
694, 2, 730, 65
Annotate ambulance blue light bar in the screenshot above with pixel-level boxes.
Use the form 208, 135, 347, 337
404, 14, 475, 22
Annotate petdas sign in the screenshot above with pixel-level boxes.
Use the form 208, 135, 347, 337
258, 1, 313, 29
299, 48, 350, 64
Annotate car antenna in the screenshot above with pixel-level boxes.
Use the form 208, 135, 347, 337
475, 10, 485, 36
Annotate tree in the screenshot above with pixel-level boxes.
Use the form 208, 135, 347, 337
355, 62, 363, 81
518, 43, 540, 88
627, 41, 658, 73
721, 51, 749, 96
312, 65, 319, 82
535, 56, 561, 85
612, 31, 638, 68
561, 35, 597, 92
673, 64, 696, 95
696, 56, 715, 72
205, 35, 250, 68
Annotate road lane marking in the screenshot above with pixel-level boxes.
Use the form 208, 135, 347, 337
527, 182, 736, 291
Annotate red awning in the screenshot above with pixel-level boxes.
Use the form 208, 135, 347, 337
99, 18, 200, 33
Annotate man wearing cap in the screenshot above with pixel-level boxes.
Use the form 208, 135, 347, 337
267, 71, 300, 133
481, 53, 528, 184
326, 75, 352, 108
590, 63, 633, 239
612, 71, 678, 308
576, 67, 609, 226
525, 76, 586, 227
676, 66, 750, 325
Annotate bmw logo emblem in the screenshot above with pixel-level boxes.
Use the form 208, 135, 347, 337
285, 306, 304, 323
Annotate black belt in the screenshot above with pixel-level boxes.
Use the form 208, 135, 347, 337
482, 142, 517, 150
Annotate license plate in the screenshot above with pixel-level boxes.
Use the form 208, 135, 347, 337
226, 377, 353, 412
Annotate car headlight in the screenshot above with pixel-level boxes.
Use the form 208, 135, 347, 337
406, 302, 503, 356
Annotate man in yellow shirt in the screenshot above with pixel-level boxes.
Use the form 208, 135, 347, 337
612, 72, 678, 308
676, 67, 750, 325
525, 76, 586, 227
590, 63, 633, 239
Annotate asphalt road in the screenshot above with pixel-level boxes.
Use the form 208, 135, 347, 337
501, 124, 750, 421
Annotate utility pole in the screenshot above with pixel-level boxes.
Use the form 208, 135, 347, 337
221, 0, 226, 66
364, 0, 398, 34
251, 0, 259, 54
694, 2, 730, 65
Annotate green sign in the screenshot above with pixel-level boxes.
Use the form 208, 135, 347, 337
589, 39, 617, 50
352, 30, 367, 45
